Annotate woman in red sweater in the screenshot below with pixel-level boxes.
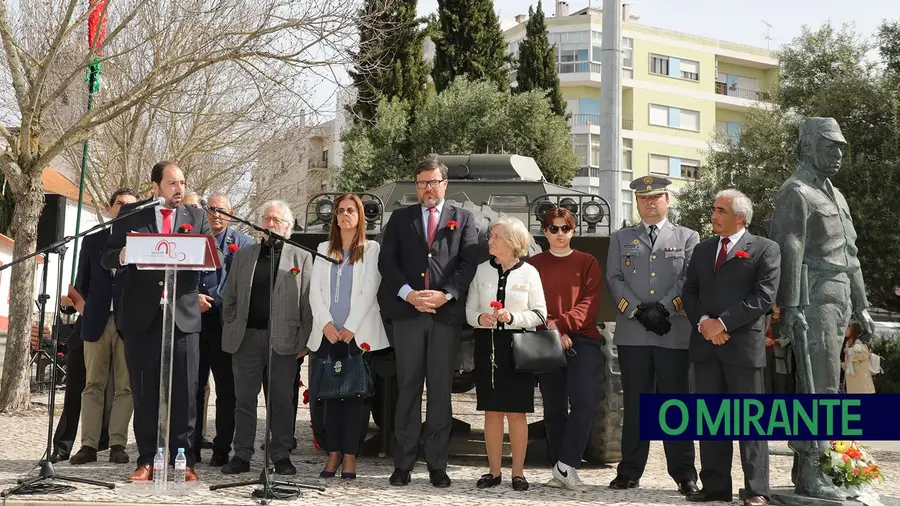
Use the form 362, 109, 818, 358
527, 207, 603, 491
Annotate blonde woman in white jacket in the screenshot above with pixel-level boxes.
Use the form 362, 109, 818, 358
308, 194, 389, 480
466, 217, 547, 492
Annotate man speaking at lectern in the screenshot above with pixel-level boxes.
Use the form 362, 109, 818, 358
102, 161, 213, 482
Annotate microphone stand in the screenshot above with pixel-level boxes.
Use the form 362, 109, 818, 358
0, 199, 162, 498
207, 206, 328, 500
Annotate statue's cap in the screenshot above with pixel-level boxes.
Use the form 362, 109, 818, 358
800, 117, 846, 144
630, 175, 672, 195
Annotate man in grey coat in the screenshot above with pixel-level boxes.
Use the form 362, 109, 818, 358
605, 175, 699, 494
219, 200, 313, 475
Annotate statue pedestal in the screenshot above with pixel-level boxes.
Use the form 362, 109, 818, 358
767, 487, 900, 506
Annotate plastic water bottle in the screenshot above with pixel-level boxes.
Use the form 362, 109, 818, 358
153, 448, 165, 489
174, 448, 186, 486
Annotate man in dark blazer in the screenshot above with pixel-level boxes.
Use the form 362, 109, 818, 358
102, 161, 214, 483
65, 188, 139, 466
194, 192, 252, 466
683, 189, 780, 506
378, 158, 479, 488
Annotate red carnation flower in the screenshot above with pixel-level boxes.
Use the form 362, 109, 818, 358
735, 250, 749, 259
302, 389, 310, 404
228, 243, 239, 252
447, 220, 460, 231
290, 267, 301, 276
360, 342, 371, 353
178, 223, 193, 233
490, 301, 503, 310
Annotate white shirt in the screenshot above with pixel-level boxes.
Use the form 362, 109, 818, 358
700, 227, 747, 332
712, 227, 746, 266
398, 200, 451, 301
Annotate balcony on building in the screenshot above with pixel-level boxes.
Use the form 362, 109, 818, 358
712, 54, 777, 111
567, 114, 634, 131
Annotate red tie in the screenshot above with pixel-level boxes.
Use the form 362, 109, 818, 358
425, 207, 438, 289
161, 209, 173, 234
714, 237, 730, 275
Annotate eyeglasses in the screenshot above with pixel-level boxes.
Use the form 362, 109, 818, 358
547, 225, 573, 234
336, 207, 357, 215
415, 179, 445, 189
262, 215, 287, 225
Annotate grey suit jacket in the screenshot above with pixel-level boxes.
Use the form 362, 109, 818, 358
606, 220, 700, 349
221, 242, 313, 356
683, 231, 781, 368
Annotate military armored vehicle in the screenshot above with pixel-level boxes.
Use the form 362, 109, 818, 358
291, 154, 623, 464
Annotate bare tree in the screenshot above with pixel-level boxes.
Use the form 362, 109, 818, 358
0, 0, 374, 412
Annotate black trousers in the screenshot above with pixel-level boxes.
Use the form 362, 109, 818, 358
123, 311, 199, 467
52, 345, 112, 455
262, 355, 305, 447
195, 306, 235, 456
538, 333, 602, 468
617, 345, 697, 483
314, 340, 367, 456
693, 353, 769, 499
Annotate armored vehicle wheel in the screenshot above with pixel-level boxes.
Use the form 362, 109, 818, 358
583, 322, 624, 464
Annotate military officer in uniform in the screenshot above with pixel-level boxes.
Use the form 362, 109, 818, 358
770, 117, 876, 501
605, 175, 700, 494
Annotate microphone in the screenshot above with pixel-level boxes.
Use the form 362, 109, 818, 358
133, 196, 166, 211
199, 199, 222, 213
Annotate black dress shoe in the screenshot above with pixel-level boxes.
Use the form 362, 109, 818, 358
274, 458, 296, 475
209, 451, 230, 467
687, 488, 733, 502
476, 473, 501, 489
430, 469, 451, 488
609, 476, 639, 489
512, 476, 529, 491
221, 456, 251, 474
679, 479, 700, 495
389, 468, 411, 486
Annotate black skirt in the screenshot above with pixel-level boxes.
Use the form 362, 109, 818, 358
473, 329, 535, 413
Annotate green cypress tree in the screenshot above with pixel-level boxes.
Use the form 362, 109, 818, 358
432, 0, 510, 93
347, 0, 430, 125
514, 1, 566, 117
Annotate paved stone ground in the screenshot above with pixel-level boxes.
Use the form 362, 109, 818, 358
1, 362, 899, 506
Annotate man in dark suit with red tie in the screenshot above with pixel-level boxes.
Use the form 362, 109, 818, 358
378, 158, 479, 488
682, 189, 781, 506
102, 161, 213, 482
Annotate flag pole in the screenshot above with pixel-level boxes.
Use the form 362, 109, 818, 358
70, 0, 108, 284
70, 60, 100, 284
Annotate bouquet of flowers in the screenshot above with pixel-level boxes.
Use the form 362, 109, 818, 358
820, 440, 886, 504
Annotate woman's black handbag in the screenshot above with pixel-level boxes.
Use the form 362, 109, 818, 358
511, 311, 568, 374
315, 344, 375, 400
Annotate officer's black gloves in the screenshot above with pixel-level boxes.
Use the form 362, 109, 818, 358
636, 302, 671, 336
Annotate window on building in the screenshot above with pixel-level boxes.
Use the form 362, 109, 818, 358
591, 31, 602, 64
573, 134, 589, 166
649, 154, 670, 176
576, 166, 599, 178
649, 104, 700, 132
322, 149, 329, 168
622, 189, 633, 224
621, 138, 634, 182
650, 54, 700, 81
649, 153, 701, 179
590, 135, 600, 167
623, 37, 634, 68
716, 120, 743, 144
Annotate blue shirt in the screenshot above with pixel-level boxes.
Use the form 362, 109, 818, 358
329, 249, 354, 330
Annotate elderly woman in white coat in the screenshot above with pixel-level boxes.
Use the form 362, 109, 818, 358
466, 216, 547, 492
308, 193, 389, 480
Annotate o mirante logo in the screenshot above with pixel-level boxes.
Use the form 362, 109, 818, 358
154, 240, 187, 261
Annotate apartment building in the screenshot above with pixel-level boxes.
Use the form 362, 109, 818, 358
504, 1, 778, 223
252, 89, 353, 227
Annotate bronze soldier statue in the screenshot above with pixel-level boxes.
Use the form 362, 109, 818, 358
770, 117, 876, 501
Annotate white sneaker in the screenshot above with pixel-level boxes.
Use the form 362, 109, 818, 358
550, 463, 586, 491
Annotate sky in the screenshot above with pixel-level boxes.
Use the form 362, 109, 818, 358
310, 0, 900, 122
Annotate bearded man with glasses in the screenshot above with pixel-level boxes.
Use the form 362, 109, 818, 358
604, 175, 700, 495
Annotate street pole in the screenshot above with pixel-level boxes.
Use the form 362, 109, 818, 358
599, 0, 623, 230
